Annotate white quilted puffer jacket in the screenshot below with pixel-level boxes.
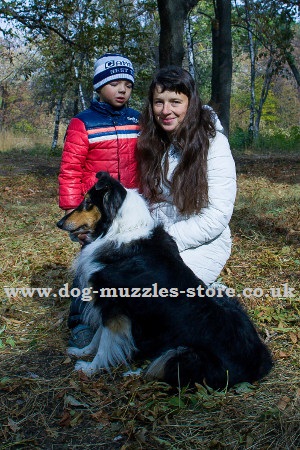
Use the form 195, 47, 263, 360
150, 130, 237, 285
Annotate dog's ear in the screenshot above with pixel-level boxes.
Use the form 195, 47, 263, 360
95, 172, 127, 220
95, 171, 112, 191
103, 186, 126, 219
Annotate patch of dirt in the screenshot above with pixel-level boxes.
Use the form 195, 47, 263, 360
0, 151, 61, 176
234, 154, 300, 184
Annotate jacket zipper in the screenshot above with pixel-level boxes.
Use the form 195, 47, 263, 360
113, 119, 121, 181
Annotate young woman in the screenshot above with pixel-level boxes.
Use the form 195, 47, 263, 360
136, 66, 236, 285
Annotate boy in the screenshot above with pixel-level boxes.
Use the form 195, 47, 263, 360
58, 53, 140, 347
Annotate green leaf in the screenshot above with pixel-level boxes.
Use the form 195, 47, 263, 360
153, 436, 173, 446
6, 337, 16, 348
167, 396, 185, 408
0, 377, 12, 386
233, 382, 256, 394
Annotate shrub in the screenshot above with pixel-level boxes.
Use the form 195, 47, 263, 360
230, 126, 300, 153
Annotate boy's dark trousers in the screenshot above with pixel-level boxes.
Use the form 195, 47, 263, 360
68, 276, 88, 329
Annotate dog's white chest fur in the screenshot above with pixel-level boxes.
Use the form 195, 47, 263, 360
73, 189, 154, 289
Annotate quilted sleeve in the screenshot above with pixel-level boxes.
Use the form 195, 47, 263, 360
58, 118, 89, 210
167, 132, 237, 252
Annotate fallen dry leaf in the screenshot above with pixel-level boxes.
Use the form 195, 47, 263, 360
62, 356, 72, 364
64, 394, 89, 408
91, 410, 110, 425
277, 396, 291, 411
58, 409, 71, 427
277, 351, 288, 359
289, 332, 298, 344
7, 417, 19, 432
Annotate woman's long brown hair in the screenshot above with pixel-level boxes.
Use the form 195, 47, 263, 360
136, 66, 216, 215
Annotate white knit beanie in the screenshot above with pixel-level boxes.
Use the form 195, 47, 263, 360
93, 53, 134, 91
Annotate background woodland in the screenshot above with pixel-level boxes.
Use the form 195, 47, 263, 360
0, 0, 299, 153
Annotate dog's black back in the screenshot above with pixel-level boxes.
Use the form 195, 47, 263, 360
89, 225, 273, 389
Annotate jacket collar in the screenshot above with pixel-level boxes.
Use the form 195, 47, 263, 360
90, 100, 127, 116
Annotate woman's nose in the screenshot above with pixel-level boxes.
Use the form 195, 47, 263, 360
162, 103, 171, 115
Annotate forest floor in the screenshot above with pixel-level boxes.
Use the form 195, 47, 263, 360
0, 148, 299, 449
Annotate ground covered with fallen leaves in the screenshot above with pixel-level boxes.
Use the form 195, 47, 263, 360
0, 148, 299, 449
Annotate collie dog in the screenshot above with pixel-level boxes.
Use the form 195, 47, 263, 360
57, 172, 273, 389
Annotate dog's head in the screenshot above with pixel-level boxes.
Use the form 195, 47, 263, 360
57, 171, 127, 242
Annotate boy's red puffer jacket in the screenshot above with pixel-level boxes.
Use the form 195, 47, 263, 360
58, 100, 140, 210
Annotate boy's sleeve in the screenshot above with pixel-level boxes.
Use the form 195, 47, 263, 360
58, 118, 89, 210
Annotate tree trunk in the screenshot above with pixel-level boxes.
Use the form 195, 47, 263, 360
286, 52, 300, 88
210, 0, 232, 137
0, 83, 8, 131
211, 16, 220, 108
244, 0, 256, 144
51, 96, 63, 152
74, 65, 86, 110
157, 0, 199, 67
118, 0, 126, 53
254, 55, 274, 140
185, 16, 195, 79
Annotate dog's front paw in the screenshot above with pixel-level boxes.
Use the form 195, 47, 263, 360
74, 360, 98, 376
67, 346, 84, 357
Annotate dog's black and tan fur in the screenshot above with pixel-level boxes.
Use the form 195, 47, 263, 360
57, 171, 273, 389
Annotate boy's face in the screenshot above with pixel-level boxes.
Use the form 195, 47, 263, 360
98, 80, 133, 108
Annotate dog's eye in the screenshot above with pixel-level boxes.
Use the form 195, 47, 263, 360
84, 199, 94, 210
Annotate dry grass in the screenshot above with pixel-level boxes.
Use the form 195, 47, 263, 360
0, 148, 299, 449
0, 131, 53, 153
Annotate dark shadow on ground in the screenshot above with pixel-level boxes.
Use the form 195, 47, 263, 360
234, 154, 300, 185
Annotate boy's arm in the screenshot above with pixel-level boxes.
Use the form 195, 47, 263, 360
58, 118, 89, 210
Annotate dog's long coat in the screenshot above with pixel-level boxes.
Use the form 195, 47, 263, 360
57, 172, 273, 389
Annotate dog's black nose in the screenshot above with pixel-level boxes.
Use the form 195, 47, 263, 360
57, 217, 65, 229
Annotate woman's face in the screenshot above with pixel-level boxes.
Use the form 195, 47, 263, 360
152, 85, 189, 134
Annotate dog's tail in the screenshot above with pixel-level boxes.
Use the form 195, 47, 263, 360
145, 347, 227, 389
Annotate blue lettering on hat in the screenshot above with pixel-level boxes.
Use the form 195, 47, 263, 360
110, 68, 129, 74
115, 60, 131, 67
105, 60, 115, 68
